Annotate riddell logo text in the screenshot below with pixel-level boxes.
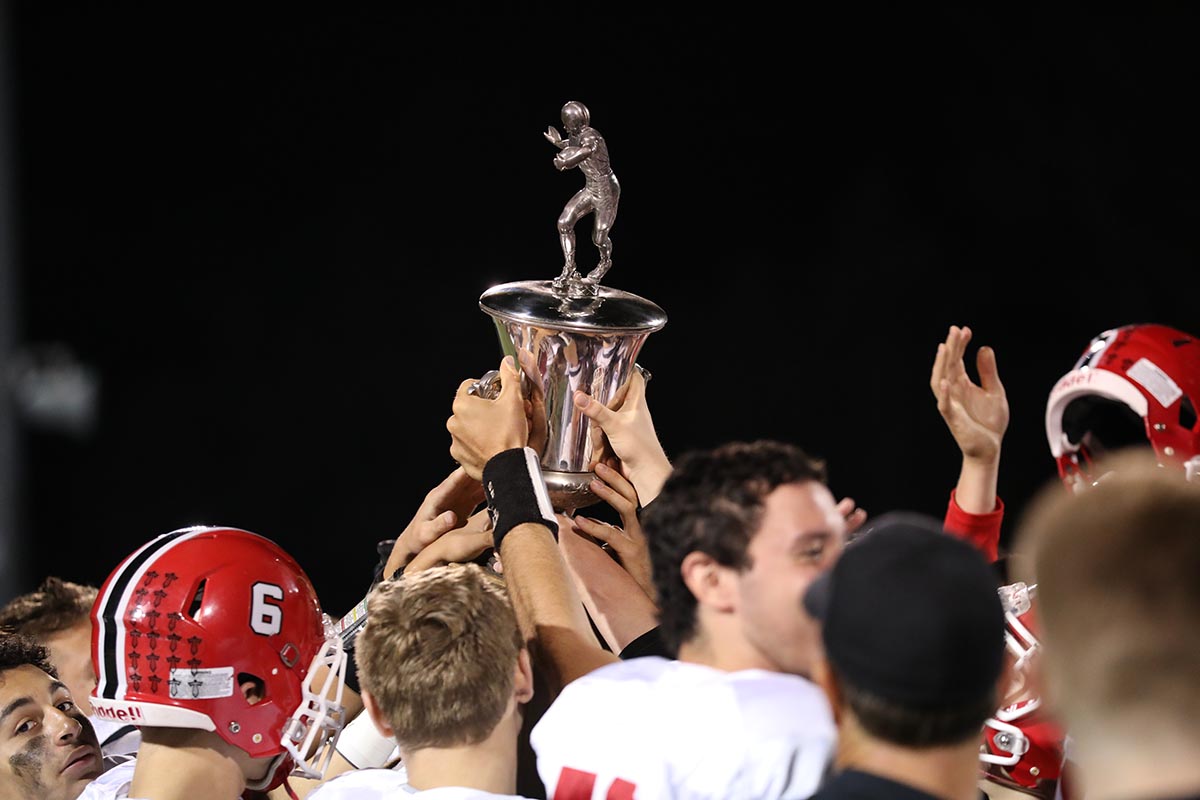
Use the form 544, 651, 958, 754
1055, 372, 1096, 391
93, 705, 143, 722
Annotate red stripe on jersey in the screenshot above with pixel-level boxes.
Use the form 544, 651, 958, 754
553, 767, 638, 800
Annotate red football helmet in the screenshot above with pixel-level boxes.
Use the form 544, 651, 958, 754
90, 526, 346, 790
1046, 323, 1200, 491
980, 582, 1066, 800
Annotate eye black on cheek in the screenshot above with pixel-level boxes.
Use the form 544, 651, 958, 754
10, 734, 48, 793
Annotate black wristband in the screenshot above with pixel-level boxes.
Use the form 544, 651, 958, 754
482, 447, 558, 551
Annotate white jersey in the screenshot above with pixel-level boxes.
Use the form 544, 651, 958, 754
531, 656, 836, 800
307, 765, 531, 799
90, 714, 142, 757
78, 757, 135, 800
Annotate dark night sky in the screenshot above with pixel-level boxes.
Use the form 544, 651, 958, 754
3, 4, 1197, 614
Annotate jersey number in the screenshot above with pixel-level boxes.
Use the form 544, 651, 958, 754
553, 767, 636, 800
250, 582, 284, 636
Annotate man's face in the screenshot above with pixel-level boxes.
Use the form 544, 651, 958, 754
735, 481, 846, 676
0, 665, 102, 800
40, 623, 96, 717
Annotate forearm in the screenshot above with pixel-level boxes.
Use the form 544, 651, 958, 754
500, 526, 617, 693
630, 456, 672, 507
559, 536, 658, 653
576, 578, 658, 654
954, 452, 1001, 514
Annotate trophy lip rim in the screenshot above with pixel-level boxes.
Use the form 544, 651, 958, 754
479, 305, 667, 334
478, 280, 667, 334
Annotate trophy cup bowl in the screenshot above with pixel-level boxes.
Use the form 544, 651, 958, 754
478, 280, 666, 512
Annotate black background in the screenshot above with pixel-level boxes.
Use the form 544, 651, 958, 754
4, 4, 1197, 615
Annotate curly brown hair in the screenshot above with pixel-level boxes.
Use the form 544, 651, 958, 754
0, 632, 58, 677
0, 576, 98, 638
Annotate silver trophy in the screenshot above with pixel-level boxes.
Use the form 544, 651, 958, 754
473, 101, 666, 512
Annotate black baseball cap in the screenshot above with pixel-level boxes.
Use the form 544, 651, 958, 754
803, 511, 1005, 708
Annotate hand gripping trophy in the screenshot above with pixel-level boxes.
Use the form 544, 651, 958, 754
543, 100, 620, 296
473, 101, 664, 512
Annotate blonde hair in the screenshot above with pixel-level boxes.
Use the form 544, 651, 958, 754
354, 563, 524, 751
1014, 450, 1200, 734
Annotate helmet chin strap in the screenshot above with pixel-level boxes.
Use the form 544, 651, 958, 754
245, 751, 292, 793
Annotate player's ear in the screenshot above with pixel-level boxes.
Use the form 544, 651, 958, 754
362, 690, 395, 739
680, 551, 736, 613
513, 648, 535, 705
239, 674, 266, 706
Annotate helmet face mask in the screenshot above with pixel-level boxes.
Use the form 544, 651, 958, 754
980, 583, 1065, 800
281, 620, 347, 783
1045, 324, 1200, 489
90, 527, 347, 789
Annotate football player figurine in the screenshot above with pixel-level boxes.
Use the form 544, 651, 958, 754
80, 526, 348, 800
1045, 322, 1200, 490
544, 100, 620, 294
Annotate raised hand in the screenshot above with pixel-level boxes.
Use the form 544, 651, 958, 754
930, 324, 1009, 516
404, 509, 494, 575
568, 462, 654, 601
836, 496, 868, 538
930, 325, 1009, 462
574, 368, 672, 505
448, 356, 529, 480
516, 348, 548, 458
383, 466, 485, 580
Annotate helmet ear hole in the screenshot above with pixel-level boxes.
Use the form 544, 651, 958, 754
187, 580, 207, 619
1180, 396, 1197, 431
239, 673, 267, 705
